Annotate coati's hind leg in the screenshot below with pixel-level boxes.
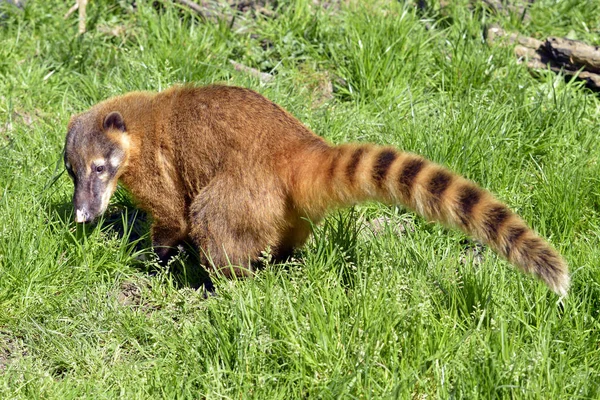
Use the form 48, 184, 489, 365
188, 176, 288, 278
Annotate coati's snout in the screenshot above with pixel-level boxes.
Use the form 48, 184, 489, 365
68, 158, 119, 223
64, 111, 129, 223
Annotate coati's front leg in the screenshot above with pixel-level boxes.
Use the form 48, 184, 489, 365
134, 185, 190, 265
147, 198, 189, 265
151, 222, 188, 265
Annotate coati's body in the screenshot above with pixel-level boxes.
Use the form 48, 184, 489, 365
64, 85, 570, 296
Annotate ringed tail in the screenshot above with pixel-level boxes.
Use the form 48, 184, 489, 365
295, 143, 570, 296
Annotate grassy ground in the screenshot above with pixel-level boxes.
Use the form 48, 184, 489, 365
1, 0, 600, 398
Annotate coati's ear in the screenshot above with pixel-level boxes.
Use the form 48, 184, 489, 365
103, 111, 126, 132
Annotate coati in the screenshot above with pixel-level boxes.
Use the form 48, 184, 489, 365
63, 84, 570, 296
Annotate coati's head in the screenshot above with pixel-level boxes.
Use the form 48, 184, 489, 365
64, 110, 130, 223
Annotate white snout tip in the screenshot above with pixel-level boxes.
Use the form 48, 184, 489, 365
75, 209, 87, 223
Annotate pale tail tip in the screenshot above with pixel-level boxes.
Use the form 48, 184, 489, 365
553, 273, 570, 298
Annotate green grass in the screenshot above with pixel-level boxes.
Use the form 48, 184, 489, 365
1, 0, 600, 398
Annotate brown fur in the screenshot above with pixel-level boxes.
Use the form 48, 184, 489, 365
64, 85, 570, 296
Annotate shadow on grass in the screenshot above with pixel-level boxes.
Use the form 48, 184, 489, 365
45, 199, 214, 291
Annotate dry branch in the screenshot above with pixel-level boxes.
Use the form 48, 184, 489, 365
229, 60, 273, 83
63, 0, 87, 34
78, 0, 87, 34
173, 0, 208, 18
63, 3, 78, 19
171, 0, 224, 21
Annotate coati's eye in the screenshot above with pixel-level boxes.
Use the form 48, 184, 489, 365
95, 165, 105, 173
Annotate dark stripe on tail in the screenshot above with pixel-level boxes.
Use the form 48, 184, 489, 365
457, 186, 481, 213
503, 225, 527, 256
346, 147, 366, 183
373, 150, 398, 184
483, 205, 510, 241
398, 158, 425, 199
457, 185, 482, 227
328, 149, 342, 181
523, 238, 549, 273
535, 248, 558, 275
425, 169, 454, 215
428, 170, 453, 197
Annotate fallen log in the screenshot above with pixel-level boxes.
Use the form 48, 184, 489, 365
487, 25, 600, 91
544, 37, 600, 74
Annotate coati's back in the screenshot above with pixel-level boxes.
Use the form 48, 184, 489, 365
64, 84, 569, 296
106, 85, 324, 199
